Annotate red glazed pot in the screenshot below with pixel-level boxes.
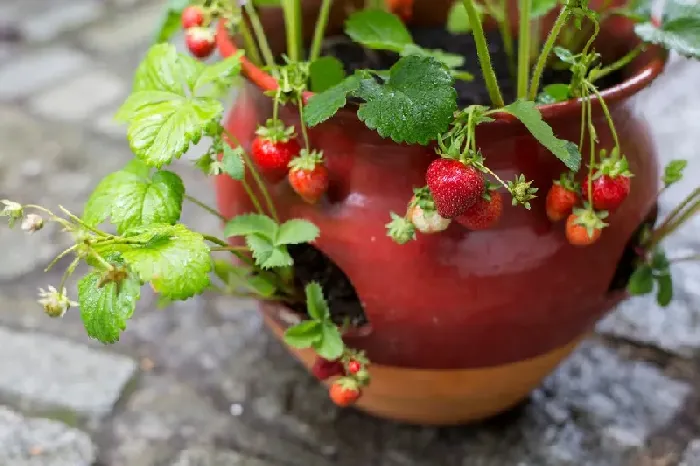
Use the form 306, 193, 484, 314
214, 11, 667, 424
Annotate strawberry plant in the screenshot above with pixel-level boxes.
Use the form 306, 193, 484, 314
1, 0, 699, 413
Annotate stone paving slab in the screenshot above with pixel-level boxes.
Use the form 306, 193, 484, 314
0, 406, 95, 466
0, 327, 137, 421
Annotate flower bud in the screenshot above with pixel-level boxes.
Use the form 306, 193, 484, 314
1, 200, 23, 227
38, 286, 77, 318
21, 214, 43, 233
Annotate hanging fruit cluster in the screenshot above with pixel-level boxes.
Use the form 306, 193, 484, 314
181, 5, 217, 59
311, 350, 371, 407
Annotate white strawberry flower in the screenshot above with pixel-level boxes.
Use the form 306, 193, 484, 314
38, 286, 78, 318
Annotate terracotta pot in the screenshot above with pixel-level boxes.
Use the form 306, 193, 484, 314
213, 9, 667, 424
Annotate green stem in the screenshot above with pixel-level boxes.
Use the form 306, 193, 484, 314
45, 245, 78, 273
59, 257, 80, 292
243, 1, 276, 69
24, 204, 73, 231
89, 250, 114, 271
281, 0, 302, 62
185, 194, 227, 221
239, 19, 263, 67
649, 188, 700, 248
203, 234, 228, 246
297, 95, 310, 149
461, 0, 504, 107
654, 199, 700, 245
587, 83, 620, 152
585, 93, 595, 206
223, 129, 279, 222
670, 254, 700, 263
589, 45, 644, 83
309, 0, 333, 62
517, 0, 531, 99
242, 180, 266, 216
528, 6, 569, 101
57, 205, 109, 237
211, 245, 250, 252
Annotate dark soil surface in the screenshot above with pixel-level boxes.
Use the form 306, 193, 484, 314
292, 27, 625, 327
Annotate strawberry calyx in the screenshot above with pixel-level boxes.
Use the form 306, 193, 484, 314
593, 150, 633, 180
288, 149, 323, 172
553, 172, 580, 193
386, 212, 416, 244
255, 119, 296, 143
572, 204, 609, 238
334, 376, 360, 392
506, 174, 538, 210
409, 186, 437, 212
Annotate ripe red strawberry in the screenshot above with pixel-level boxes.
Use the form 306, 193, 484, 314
288, 150, 329, 204
251, 121, 300, 182
582, 156, 632, 212
565, 207, 609, 246
347, 360, 362, 375
181, 5, 205, 29
311, 357, 345, 381
546, 173, 580, 222
185, 28, 216, 59
456, 190, 502, 230
426, 159, 485, 219
329, 378, 361, 407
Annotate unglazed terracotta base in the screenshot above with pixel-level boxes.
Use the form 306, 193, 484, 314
265, 314, 581, 425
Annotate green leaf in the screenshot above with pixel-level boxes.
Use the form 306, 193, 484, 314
116, 44, 225, 168
245, 234, 293, 269
284, 320, 322, 348
275, 219, 320, 245
635, 2, 700, 59
312, 322, 344, 360
84, 169, 184, 234
651, 248, 670, 271
212, 260, 277, 297
305, 282, 330, 321
655, 272, 673, 307
447, 1, 477, 34
400, 44, 465, 69
345, 9, 413, 52
554, 47, 576, 64
247, 275, 277, 297
222, 144, 245, 181
309, 56, 346, 93
123, 158, 151, 177
627, 264, 654, 295
114, 224, 211, 300
304, 75, 362, 127
531, 0, 558, 18
152, 0, 190, 44
224, 213, 278, 239
662, 159, 687, 187
355, 55, 457, 145
539, 83, 571, 103
192, 51, 244, 93
500, 100, 581, 171
78, 270, 141, 344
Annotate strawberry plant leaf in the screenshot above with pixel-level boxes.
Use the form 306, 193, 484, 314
313, 322, 344, 360
222, 144, 245, 181
345, 9, 413, 52
399, 44, 465, 69
245, 234, 293, 269
305, 282, 330, 321
107, 224, 211, 300
635, 2, 700, 58
248, 275, 277, 297
655, 272, 673, 307
116, 44, 230, 168
152, 0, 190, 44
651, 248, 670, 271
309, 56, 346, 93
627, 264, 654, 295
192, 51, 245, 96
662, 159, 687, 187
447, 0, 481, 34
224, 213, 278, 240
123, 158, 151, 177
531, 0, 558, 18
500, 100, 581, 171
275, 219, 320, 245
304, 75, 362, 127
284, 320, 323, 348
355, 55, 457, 145
78, 270, 141, 344
537, 83, 571, 104
84, 168, 184, 234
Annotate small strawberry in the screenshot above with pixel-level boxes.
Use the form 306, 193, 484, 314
329, 377, 362, 407
251, 120, 300, 182
456, 189, 503, 230
185, 28, 216, 59
407, 186, 450, 234
582, 155, 632, 212
386, 0, 413, 21
347, 360, 362, 375
288, 150, 329, 204
546, 173, 580, 222
565, 206, 609, 246
181, 5, 206, 29
426, 158, 485, 219
311, 357, 345, 381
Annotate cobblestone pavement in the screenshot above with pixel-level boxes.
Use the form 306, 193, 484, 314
0, 1, 699, 465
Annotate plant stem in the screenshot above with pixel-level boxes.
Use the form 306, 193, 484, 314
309, 0, 333, 62
281, 0, 302, 62
203, 234, 228, 246
239, 20, 263, 67
586, 94, 595, 205
461, 0, 504, 107
185, 194, 227, 221
211, 245, 250, 252
45, 245, 78, 273
670, 254, 700, 263
528, 6, 569, 101
297, 96, 310, 149
649, 189, 700, 248
587, 83, 620, 152
517, 0, 531, 99
589, 45, 644, 83
366, 0, 385, 10
223, 128, 280, 222
59, 257, 80, 292
89, 250, 115, 272
243, 1, 276, 69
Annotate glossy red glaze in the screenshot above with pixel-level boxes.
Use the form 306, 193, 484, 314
214, 16, 667, 370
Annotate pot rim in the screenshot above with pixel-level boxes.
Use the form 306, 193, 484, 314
215, 20, 668, 124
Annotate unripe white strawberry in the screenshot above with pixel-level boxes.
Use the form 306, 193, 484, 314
408, 202, 450, 234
